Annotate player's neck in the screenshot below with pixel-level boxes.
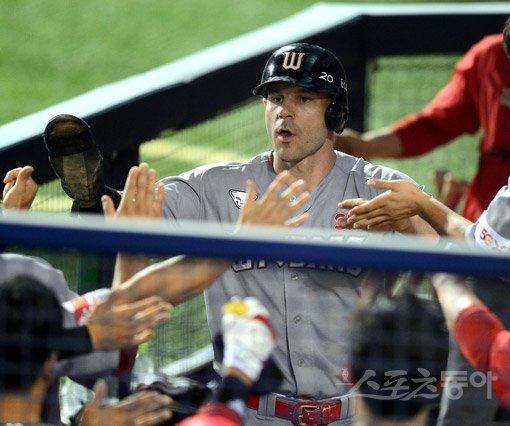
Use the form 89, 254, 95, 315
272, 142, 336, 193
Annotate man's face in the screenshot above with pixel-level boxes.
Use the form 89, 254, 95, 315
263, 82, 332, 165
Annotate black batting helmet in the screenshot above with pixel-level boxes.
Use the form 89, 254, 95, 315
253, 43, 349, 133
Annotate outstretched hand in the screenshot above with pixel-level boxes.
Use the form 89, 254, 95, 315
80, 379, 172, 426
102, 162, 164, 219
85, 291, 172, 350
337, 179, 423, 232
2, 166, 38, 210
237, 170, 310, 229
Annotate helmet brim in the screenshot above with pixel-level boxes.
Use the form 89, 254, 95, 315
252, 76, 337, 97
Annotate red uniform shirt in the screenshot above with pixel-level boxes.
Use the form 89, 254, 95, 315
392, 35, 510, 222
454, 304, 510, 408
176, 403, 243, 426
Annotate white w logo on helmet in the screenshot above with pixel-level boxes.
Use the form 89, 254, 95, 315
282, 52, 307, 71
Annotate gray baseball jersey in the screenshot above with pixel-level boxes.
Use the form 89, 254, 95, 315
161, 151, 420, 401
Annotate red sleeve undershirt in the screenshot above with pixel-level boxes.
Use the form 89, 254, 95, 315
454, 304, 510, 408
392, 34, 506, 157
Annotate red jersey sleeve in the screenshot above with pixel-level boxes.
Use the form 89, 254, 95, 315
454, 304, 510, 408
176, 403, 243, 426
392, 41, 482, 157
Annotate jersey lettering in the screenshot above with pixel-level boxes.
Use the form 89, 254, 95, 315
231, 259, 361, 277
230, 233, 366, 276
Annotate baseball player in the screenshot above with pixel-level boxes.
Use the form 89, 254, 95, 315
159, 43, 430, 425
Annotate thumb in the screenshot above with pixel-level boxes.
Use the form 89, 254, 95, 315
101, 195, 116, 216
17, 165, 35, 182
366, 178, 396, 190
89, 379, 107, 407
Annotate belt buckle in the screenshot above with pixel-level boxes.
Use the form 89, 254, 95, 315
293, 403, 322, 426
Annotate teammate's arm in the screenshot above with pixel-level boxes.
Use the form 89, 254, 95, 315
334, 128, 404, 159
339, 179, 472, 237
101, 163, 164, 288
112, 171, 310, 305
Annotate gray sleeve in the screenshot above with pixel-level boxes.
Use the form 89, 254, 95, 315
160, 170, 204, 220
0, 253, 77, 302
355, 158, 423, 200
55, 351, 120, 379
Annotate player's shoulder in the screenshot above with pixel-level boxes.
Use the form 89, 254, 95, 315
472, 34, 503, 52
197, 152, 271, 175
160, 152, 272, 184
334, 151, 417, 183
464, 33, 504, 64
0, 252, 59, 274
0, 253, 72, 299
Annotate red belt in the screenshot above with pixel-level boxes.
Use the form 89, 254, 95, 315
247, 394, 342, 425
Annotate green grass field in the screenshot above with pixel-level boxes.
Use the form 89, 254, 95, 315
0, 0, 502, 124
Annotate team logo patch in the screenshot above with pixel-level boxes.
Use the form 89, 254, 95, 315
229, 189, 257, 209
475, 211, 510, 252
282, 52, 307, 71
338, 367, 352, 384
335, 212, 346, 230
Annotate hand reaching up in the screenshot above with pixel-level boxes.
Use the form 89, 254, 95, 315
237, 170, 310, 229
102, 162, 164, 219
2, 166, 38, 210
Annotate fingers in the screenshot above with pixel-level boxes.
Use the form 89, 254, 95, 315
238, 172, 310, 228
245, 180, 257, 204
366, 178, 397, 190
286, 212, 309, 227
3, 167, 23, 184
124, 392, 173, 425
143, 167, 156, 209
114, 297, 171, 345
103, 162, 161, 219
2, 165, 38, 209
339, 198, 365, 210
263, 170, 294, 201
90, 379, 107, 407
101, 195, 116, 216
16, 165, 35, 182
116, 163, 162, 219
265, 173, 309, 211
130, 297, 172, 328
153, 182, 164, 218
87, 295, 172, 350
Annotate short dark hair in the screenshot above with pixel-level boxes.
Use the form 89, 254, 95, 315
504, 16, 510, 58
0, 276, 63, 392
349, 292, 449, 420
